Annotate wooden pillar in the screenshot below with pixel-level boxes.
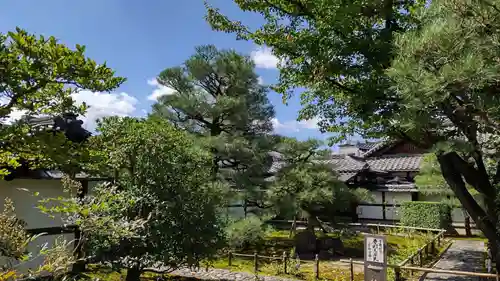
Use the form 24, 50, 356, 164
243, 199, 248, 218
411, 191, 419, 201
382, 191, 386, 220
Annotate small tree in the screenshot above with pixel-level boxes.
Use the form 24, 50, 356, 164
267, 138, 370, 236
226, 216, 271, 251
43, 117, 228, 281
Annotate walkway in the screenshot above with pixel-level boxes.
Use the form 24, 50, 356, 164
423, 239, 485, 281
169, 267, 301, 281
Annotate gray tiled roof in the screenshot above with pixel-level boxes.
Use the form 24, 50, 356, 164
361, 139, 395, 157
338, 172, 358, 181
366, 155, 422, 171
356, 142, 380, 151
324, 155, 367, 172
268, 160, 286, 174
42, 170, 108, 180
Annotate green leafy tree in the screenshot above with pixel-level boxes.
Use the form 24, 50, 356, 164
387, 0, 500, 262
0, 28, 124, 280
415, 154, 478, 235
43, 116, 228, 281
0, 27, 125, 175
150, 45, 277, 202
205, 0, 425, 140
206, 0, 500, 264
226, 216, 272, 250
267, 138, 370, 236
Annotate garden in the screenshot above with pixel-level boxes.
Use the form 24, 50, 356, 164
77, 220, 451, 281
3, 0, 500, 279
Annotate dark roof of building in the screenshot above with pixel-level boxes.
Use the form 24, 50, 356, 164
267, 139, 423, 177
322, 153, 422, 173
356, 141, 381, 151
2, 113, 96, 181
26, 113, 91, 143
366, 155, 422, 171
361, 139, 396, 157
325, 155, 367, 172
8, 169, 108, 181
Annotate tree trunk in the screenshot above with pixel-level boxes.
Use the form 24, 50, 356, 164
315, 216, 330, 233
126, 266, 142, 281
437, 153, 500, 264
289, 215, 297, 238
462, 208, 472, 236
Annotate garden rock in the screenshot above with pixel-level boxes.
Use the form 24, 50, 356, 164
317, 237, 345, 259
294, 230, 317, 259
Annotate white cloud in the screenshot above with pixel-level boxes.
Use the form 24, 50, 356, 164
0, 91, 139, 131
72, 91, 138, 131
0, 96, 26, 124
257, 76, 264, 85
147, 78, 176, 101
251, 46, 279, 69
272, 117, 319, 133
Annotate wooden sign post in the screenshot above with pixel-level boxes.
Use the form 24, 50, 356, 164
364, 234, 387, 281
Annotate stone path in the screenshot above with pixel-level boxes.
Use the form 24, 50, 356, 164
423, 239, 485, 281
169, 267, 301, 281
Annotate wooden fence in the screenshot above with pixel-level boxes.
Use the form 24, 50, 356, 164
225, 229, 454, 280
340, 259, 499, 281
227, 251, 323, 279
267, 220, 445, 233
393, 230, 448, 281
225, 249, 497, 281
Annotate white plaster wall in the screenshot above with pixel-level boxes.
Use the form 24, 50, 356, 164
364, 191, 383, 204
8, 233, 76, 274
385, 206, 401, 220
357, 205, 384, 220
0, 179, 77, 273
0, 179, 72, 229
385, 192, 412, 204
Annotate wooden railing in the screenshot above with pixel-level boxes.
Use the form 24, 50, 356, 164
393, 230, 448, 280
227, 250, 324, 279
340, 259, 498, 281
267, 220, 445, 233
224, 230, 452, 280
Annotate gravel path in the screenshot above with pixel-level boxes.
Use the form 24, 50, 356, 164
169, 267, 301, 281
423, 239, 485, 281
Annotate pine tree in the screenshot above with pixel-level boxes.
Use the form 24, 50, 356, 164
150, 45, 277, 195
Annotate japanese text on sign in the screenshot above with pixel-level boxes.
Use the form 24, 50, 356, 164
365, 237, 384, 263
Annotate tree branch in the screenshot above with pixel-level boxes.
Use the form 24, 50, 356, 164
437, 152, 500, 244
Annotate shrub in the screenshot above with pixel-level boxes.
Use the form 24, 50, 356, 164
226, 216, 272, 250
400, 201, 451, 230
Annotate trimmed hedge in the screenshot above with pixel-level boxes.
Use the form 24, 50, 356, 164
400, 201, 452, 230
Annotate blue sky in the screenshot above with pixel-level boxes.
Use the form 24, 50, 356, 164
0, 0, 338, 145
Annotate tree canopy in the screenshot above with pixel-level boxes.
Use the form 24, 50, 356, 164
42, 116, 229, 281
206, 0, 500, 264
150, 45, 278, 196
0, 27, 125, 280
267, 138, 368, 230
206, 0, 425, 141
0, 27, 125, 176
